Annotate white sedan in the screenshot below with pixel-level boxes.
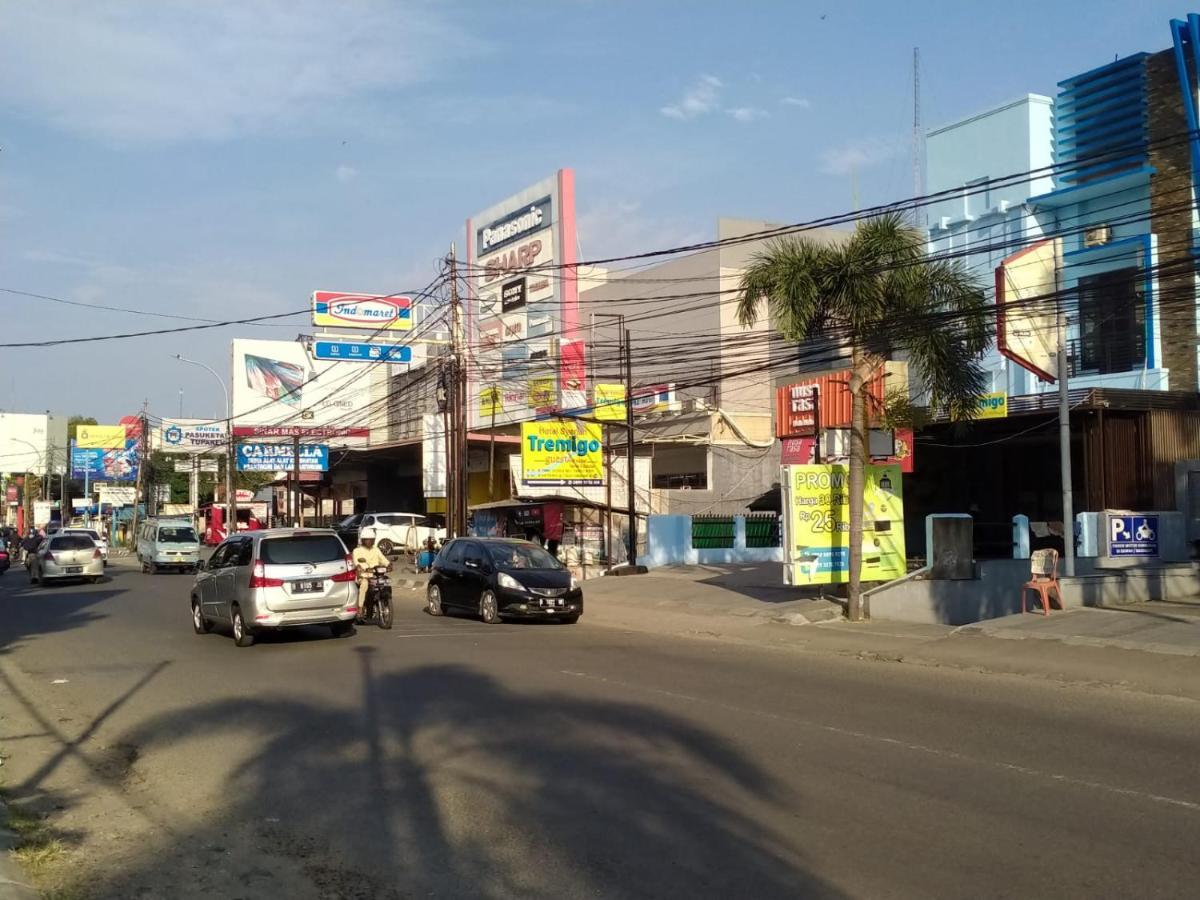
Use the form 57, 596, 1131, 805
62, 528, 109, 565
27, 533, 105, 585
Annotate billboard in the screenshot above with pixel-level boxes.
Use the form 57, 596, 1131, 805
311, 291, 413, 331
156, 420, 228, 454
996, 238, 1059, 383
593, 384, 626, 421
421, 413, 446, 499
0, 413, 68, 475
231, 338, 376, 439
520, 420, 603, 487
76, 424, 127, 449
467, 170, 581, 428
237, 443, 329, 472
71, 440, 139, 481
783, 463, 905, 585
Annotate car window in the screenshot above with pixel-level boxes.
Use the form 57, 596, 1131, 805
441, 540, 465, 566
259, 535, 345, 565
49, 535, 95, 551
232, 540, 254, 567
337, 515, 361, 528
487, 542, 563, 571
410, 516, 428, 528
159, 526, 198, 543
208, 543, 234, 569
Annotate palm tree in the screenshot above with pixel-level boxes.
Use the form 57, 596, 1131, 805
736, 213, 989, 620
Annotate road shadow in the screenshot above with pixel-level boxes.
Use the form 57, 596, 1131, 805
0, 568, 129, 656
87, 660, 844, 899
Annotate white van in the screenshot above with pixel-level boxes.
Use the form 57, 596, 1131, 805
137, 518, 202, 574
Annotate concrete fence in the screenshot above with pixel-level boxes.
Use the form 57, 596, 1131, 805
646, 514, 784, 568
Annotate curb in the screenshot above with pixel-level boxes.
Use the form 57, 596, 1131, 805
0, 801, 40, 900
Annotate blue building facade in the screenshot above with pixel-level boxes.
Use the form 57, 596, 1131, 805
927, 15, 1200, 398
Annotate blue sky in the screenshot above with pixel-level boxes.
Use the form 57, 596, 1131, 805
0, 0, 1188, 420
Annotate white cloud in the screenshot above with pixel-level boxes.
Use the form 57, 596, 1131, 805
576, 199, 706, 261
780, 96, 811, 108
660, 74, 723, 120
727, 106, 768, 123
0, 2, 482, 144
335, 164, 358, 183
820, 136, 903, 175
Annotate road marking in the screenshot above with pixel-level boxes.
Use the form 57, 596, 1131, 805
559, 669, 1200, 814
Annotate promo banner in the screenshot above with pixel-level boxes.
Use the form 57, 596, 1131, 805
593, 384, 626, 421
785, 463, 905, 585
520, 420, 603, 487
71, 440, 139, 481
237, 443, 329, 472
76, 424, 128, 449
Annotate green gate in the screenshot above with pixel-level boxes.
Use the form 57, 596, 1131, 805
691, 515, 736, 549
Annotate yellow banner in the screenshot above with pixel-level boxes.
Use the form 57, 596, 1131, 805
521, 420, 604, 486
786, 464, 905, 585
528, 376, 556, 409
976, 391, 1008, 419
76, 425, 127, 449
594, 383, 627, 421
480, 387, 503, 420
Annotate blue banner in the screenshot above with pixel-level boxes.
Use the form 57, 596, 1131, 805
312, 340, 412, 364
237, 443, 329, 472
71, 440, 139, 481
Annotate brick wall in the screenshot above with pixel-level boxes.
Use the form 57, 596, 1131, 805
1146, 48, 1198, 391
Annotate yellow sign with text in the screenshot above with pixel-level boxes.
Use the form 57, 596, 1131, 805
785, 463, 905, 585
479, 387, 503, 420
76, 425, 128, 449
976, 391, 1008, 419
594, 383, 627, 421
521, 420, 604, 486
528, 376, 557, 409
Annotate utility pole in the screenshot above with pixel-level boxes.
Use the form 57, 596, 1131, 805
912, 46, 925, 227
131, 404, 149, 545
487, 384, 497, 500
623, 328, 637, 567
1055, 237, 1075, 576
449, 243, 468, 537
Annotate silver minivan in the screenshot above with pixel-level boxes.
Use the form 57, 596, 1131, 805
138, 518, 202, 573
191, 528, 359, 647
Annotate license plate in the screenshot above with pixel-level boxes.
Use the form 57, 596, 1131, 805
292, 580, 323, 594
65, 566, 83, 574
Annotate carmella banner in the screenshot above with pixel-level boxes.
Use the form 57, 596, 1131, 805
312, 291, 412, 332
237, 443, 329, 472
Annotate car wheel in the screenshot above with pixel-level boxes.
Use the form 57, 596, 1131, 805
427, 584, 443, 616
560, 614, 581, 625
479, 590, 501, 624
192, 600, 210, 634
377, 538, 394, 557
231, 606, 255, 647
330, 620, 355, 638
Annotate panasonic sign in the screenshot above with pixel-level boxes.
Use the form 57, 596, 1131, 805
478, 196, 552, 252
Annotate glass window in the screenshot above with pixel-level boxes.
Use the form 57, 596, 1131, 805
233, 540, 254, 567
158, 526, 198, 543
1078, 268, 1144, 374
338, 515, 362, 528
49, 535, 94, 551
487, 542, 563, 571
376, 514, 412, 526
208, 543, 233, 569
441, 540, 465, 565
259, 535, 345, 565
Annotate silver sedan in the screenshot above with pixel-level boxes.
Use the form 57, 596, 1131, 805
27, 533, 105, 585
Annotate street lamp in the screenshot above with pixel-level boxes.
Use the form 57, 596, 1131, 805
173, 354, 235, 538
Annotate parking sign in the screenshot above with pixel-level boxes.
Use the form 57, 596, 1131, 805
1107, 514, 1159, 558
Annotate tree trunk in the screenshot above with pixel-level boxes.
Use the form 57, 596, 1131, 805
846, 346, 868, 622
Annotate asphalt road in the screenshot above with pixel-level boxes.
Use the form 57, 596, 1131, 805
1, 561, 1198, 899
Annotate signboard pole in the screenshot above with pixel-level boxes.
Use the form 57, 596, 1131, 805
812, 387, 822, 464
1055, 239, 1075, 577
624, 328, 638, 567
293, 435, 302, 527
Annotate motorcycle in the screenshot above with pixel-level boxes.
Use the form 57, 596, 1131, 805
359, 565, 394, 629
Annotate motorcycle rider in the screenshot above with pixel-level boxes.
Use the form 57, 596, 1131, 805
352, 528, 391, 619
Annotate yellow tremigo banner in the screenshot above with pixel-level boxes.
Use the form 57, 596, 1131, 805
976, 391, 1008, 419
786, 463, 905, 585
593, 383, 627, 421
521, 420, 604, 486
76, 425, 128, 449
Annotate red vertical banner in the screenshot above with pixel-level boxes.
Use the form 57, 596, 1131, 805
560, 339, 586, 408
557, 168, 583, 409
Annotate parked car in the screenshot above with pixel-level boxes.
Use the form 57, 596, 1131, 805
27, 533, 104, 586
427, 538, 581, 624
335, 512, 446, 557
62, 528, 109, 565
137, 518, 202, 573
191, 528, 359, 647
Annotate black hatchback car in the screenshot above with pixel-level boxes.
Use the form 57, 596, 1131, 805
427, 538, 582, 624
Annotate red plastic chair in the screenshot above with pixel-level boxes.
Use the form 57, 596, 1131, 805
1022, 548, 1063, 616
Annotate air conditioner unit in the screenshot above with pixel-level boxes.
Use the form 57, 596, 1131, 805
1084, 225, 1112, 248
684, 398, 709, 413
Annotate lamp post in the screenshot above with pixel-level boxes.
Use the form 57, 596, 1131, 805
173, 355, 235, 538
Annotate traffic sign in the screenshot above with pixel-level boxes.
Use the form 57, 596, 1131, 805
312, 340, 412, 364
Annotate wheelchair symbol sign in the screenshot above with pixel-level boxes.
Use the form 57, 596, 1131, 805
1108, 514, 1159, 558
